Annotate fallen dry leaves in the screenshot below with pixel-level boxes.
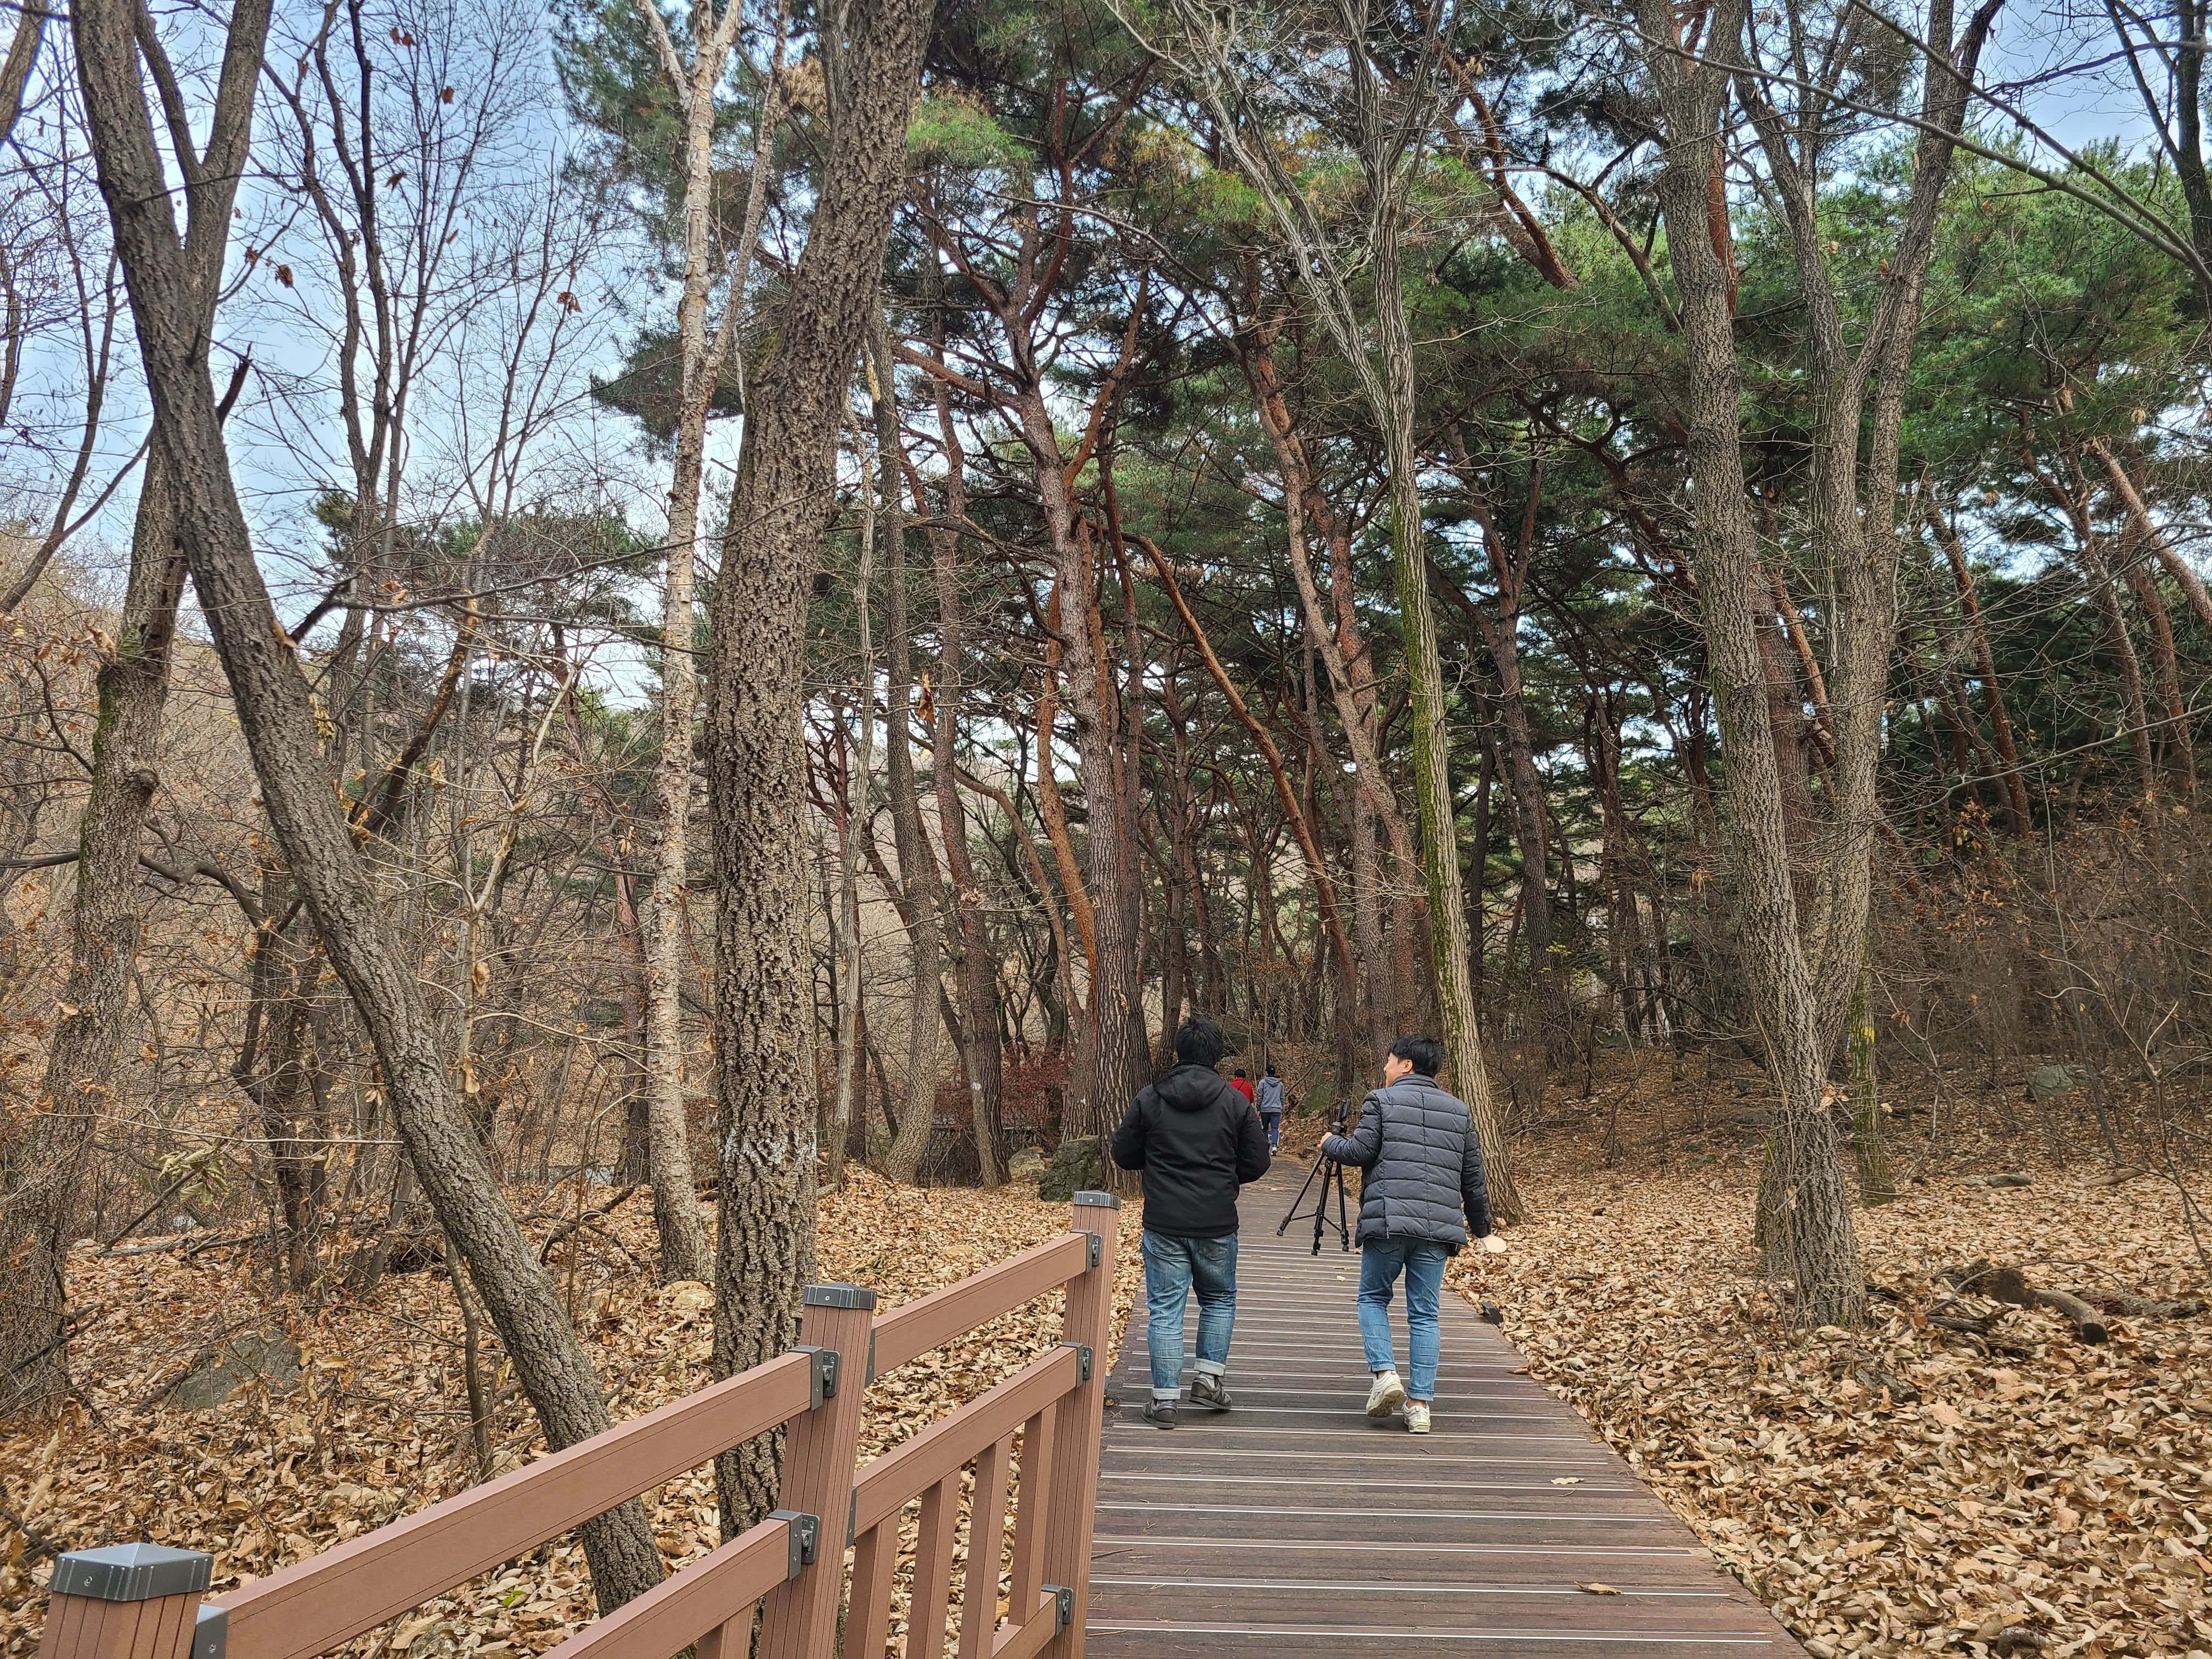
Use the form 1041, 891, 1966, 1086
1, 1168, 1141, 1654
1448, 1148, 2211, 1658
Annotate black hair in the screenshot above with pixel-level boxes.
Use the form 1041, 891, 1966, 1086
1232, 1066, 1247, 1079
1388, 1034, 1445, 1078
1265, 1064, 1277, 1076
1176, 1015, 1226, 1069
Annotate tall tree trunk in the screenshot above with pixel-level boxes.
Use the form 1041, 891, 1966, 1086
0, 453, 189, 1413
1369, 241, 1521, 1223
1017, 394, 1146, 1146
1437, 437, 1565, 1060
873, 334, 946, 1188
1241, 313, 1418, 1049
920, 362, 1005, 1184
826, 497, 877, 1185
701, 0, 928, 1532
632, 0, 772, 1286
1486, 608, 1562, 1057
72, 0, 666, 1605
1637, 0, 1863, 1325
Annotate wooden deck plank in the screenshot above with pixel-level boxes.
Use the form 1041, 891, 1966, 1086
1085, 1163, 1809, 1659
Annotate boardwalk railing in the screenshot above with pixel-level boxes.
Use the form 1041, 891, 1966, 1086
37, 1191, 1121, 1659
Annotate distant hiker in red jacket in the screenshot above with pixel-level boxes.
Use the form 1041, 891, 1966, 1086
1229, 1067, 1255, 1104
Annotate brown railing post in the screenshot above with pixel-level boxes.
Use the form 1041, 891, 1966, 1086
1040, 1190, 1120, 1658
38, 1544, 219, 1659
754, 1282, 876, 1659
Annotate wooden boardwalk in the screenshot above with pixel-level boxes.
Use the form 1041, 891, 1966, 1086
1086, 1161, 1812, 1657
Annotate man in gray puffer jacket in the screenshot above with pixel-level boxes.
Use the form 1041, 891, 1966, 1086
1319, 1034, 1505, 1434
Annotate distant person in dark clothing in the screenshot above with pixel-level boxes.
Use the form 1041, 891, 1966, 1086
1255, 1065, 1286, 1148
1321, 1034, 1504, 1435
1229, 1066, 1255, 1104
1110, 1017, 1271, 1429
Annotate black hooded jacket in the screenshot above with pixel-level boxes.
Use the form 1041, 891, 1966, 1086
1109, 1064, 1272, 1238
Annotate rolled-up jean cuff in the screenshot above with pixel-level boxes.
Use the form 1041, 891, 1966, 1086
1192, 1358, 1226, 1377
1152, 1387, 1181, 1401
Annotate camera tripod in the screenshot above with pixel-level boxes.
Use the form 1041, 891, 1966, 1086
1279, 1146, 1353, 1254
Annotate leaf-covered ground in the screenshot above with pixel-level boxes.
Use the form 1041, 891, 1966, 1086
1438, 1147, 2210, 1658
7, 1098, 2208, 1658
1, 1170, 1141, 1654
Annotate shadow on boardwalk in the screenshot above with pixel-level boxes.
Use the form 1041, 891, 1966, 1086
1086, 1161, 1810, 1657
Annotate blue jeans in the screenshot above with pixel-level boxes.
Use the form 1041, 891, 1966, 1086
1260, 1112, 1282, 1148
1142, 1231, 1238, 1401
1358, 1239, 1449, 1402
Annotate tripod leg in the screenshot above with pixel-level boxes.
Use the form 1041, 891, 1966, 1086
1278, 1154, 1325, 1237
1336, 1164, 1351, 1251
1313, 1164, 1327, 1255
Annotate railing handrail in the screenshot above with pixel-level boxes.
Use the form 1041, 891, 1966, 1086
534, 1513, 801, 1659
36, 1194, 1122, 1659
870, 1231, 1091, 1375
210, 1350, 823, 1659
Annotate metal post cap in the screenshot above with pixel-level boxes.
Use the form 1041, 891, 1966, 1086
802, 1282, 878, 1310
49, 1543, 213, 1602
1072, 1190, 1121, 1209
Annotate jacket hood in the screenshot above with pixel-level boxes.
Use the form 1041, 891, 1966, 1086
1151, 1064, 1231, 1112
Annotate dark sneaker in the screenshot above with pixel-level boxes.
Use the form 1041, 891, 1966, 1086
1191, 1373, 1232, 1411
1142, 1399, 1177, 1430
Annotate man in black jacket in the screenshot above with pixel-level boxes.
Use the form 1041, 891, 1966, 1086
1109, 1015, 1271, 1428
1321, 1034, 1505, 1434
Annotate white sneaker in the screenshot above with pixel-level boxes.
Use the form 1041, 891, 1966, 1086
1406, 1401, 1432, 1435
1365, 1372, 1406, 1418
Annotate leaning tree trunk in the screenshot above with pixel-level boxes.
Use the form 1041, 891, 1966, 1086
1369, 233, 1522, 1225
71, 0, 666, 1607
701, 0, 931, 1533
0, 452, 189, 1415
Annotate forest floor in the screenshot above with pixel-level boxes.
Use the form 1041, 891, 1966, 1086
1421, 1050, 2212, 1659
3, 1051, 2207, 1658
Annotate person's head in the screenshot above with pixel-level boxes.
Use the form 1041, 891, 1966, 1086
1384, 1034, 1445, 1085
1233, 1066, 1247, 1080
1175, 1015, 1226, 1069
1265, 1064, 1277, 1078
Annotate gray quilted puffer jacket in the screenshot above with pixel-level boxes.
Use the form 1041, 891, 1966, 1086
1320, 1074, 1493, 1248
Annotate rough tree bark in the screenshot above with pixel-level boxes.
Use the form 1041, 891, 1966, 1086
1634, 0, 1997, 1321
1640, 0, 1861, 1319
0, 451, 191, 1413
702, 0, 930, 1531
0, 12, 256, 1412
70, 0, 665, 1608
